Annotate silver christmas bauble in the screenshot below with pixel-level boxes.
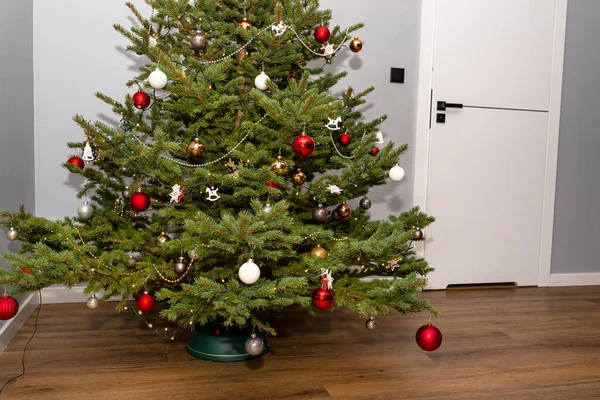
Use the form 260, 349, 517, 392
6, 227, 19, 241
190, 31, 207, 51
122, 186, 131, 199
365, 317, 378, 331
86, 295, 99, 309
263, 203, 273, 214
313, 205, 328, 223
414, 228, 424, 240
187, 249, 198, 260
126, 255, 137, 267
174, 256, 188, 275
77, 201, 94, 220
359, 197, 372, 210
245, 333, 265, 356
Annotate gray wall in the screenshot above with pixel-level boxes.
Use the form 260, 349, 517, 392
329, 0, 421, 219
551, 0, 600, 274
0, 0, 35, 269
32, 0, 421, 220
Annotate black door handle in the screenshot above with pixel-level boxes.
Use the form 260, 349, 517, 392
437, 101, 463, 111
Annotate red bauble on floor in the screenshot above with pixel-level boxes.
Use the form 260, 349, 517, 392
339, 133, 351, 147
0, 293, 19, 320
314, 25, 330, 43
292, 133, 315, 158
129, 191, 151, 212
67, 155, 85, 170
312, 288, 334, 310
416, 322, 443, 351
133, 90, 151, 110
137, 292, 155, 312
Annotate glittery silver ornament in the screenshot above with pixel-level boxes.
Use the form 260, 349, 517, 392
359, 196, 372, 210
190, 31, 207, 51
187, 249, 198, 260
122, 186, 131, 199
86, 294, 100, 309
414, 228, 424, 240
77, 201, 94, 220
245, 333, 265, 356
126, 255, 137, 267
174, 256, 188, 275
313, 205, 327, 223
6, 227, 19, 241
263, 203, 273, 214
365, 317, 378, 331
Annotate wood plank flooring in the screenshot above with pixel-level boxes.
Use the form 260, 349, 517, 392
0, 287, 599, 399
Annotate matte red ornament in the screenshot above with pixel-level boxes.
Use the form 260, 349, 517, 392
312, 288, 334, 310
137, 292, 155, 312
416, 322, 443, 351
267, 182, 280, 190
67, 155, 85, 170
339, 133, 351, 147
133, 90, 151, 110
369, 147, 380, 156
292, 132, 315, 158
314, 25, 330, 43
0, 293, 19, 320
129, 190, 151, 212
21, 267, 30, 274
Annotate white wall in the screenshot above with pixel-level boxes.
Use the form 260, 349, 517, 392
33, 0, 421, 220
33, 0, 151, 219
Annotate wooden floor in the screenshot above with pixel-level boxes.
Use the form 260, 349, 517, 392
0, 287, 599, 399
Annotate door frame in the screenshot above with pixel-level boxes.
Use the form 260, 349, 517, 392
413, 0, 568, 287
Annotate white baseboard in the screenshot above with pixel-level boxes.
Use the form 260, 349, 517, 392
0, 292, 39, 354
40, 284, 90, 303
549, 273, 600, 287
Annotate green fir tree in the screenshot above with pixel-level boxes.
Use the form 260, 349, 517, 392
0, 0, 436, 337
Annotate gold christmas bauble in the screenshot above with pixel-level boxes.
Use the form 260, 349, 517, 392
292, 168, 307, 185
188, 138, 205, 157
349, 37, 363, 53
157, 231, 170, 244
310, 245, 327, 259
337, 202, 351, 219
270, 155, 288, 175
240, 17, 252, 30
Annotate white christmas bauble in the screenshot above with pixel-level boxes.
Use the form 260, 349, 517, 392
254, 71, 270, 91
238, 259, 260, 284
389, 164, 406, 182
148, 68, 168, 89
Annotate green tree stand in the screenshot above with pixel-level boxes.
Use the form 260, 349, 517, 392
186, 322, 269, 362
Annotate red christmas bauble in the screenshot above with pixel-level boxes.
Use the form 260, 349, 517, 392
369, 147, 380, 156
137, 292, 155, 312
267, 182, 280, 190
0, 293, 19, 320
314, 25, 330, 43
339, 133, 351, 147
21, 267, 30, 274
67, 155, 85, 170
292, 133, 315, 158
133, 90, 151, 110
312, 288, 334, 310
416, 322, 443, 351
129, 191, 151, 212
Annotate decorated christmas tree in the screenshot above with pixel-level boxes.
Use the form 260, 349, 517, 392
0, 0, 440, 359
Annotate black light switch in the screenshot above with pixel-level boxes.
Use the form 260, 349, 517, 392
390, 67, 405, 83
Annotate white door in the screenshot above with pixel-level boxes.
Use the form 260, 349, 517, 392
423, 0, 560, 288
